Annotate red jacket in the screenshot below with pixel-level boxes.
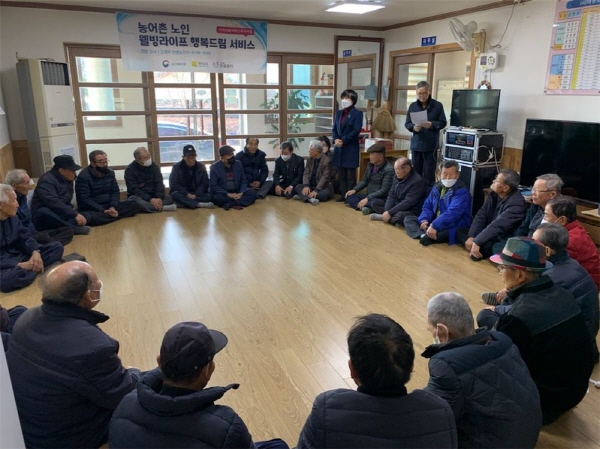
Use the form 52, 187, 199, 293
566, 220, 600, 289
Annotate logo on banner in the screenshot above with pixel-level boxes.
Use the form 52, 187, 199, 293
162, 60, 170, 67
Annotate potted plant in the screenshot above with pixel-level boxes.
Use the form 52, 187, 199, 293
261, 89, 310, 150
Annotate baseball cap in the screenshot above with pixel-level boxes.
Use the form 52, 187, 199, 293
218, 145, 235, 157
53, 155, 81, 171
489, 237, 552, 271
183, 145, 197, 156
160, 322, 228, 379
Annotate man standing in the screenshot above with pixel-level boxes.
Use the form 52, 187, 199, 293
109, 322, 289, 449
272, 141, 305, 199
404, 160, 472, 246
7, 261, 141, 448
370, 157, 428, 228
457, 169, 525, 261
515, 173, 562, 237
76, 150, 143, 224
235, 137, 273, 199
344, 143, 394, 214
0, 184, 64, 293
210, 145, 257, 210
125, 147, 176, 212
297, 314, 457, 448
294, 140, 333, 206
404, 81, 447, 186
6, 168, 73, 245
423, 292, 541, 448
31, 155, 91, 235
168, 145, 214, 209
484, 237, 594, 424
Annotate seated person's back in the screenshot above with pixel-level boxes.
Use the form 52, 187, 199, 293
297, 314, 457, 449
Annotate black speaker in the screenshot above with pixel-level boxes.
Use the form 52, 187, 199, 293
458, 164, 498, 215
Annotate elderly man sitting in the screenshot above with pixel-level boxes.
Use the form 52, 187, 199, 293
0, 184, 63, 293
423, 292, 541, 448
293, 140, 333, 206
457, 169, 525, 261
514, 173, 562, 237
404, 159, 472, 246
7, 261, 141, 448
370, 157, 428, 228
344, 143, 394, 214
168, 145, 214, 209
125, 147, 176, 212
479, 237, 594, 424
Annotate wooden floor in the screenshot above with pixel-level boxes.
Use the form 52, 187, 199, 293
2, 196, 599, 448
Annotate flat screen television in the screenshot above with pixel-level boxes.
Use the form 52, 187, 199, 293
520, 119, 600, 204
450, 89, 501, 131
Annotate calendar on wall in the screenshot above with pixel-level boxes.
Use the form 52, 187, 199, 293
544, 0, 600, 95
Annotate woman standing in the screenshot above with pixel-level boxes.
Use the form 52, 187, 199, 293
332, 89, 364, 201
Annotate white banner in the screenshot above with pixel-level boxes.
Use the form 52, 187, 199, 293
116, 13, 267, 73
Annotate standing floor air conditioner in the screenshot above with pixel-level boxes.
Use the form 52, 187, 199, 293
17, 59, 80, 177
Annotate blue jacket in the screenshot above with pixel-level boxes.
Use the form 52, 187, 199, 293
0, 215, 41, 270
235, 148, 269, 185
418, 180, 472, 244
6, 302, 141, 448
31, 168, 77, 220
297, 387, 457, 449
16, 192, 36, 233
109, 368, 255, 449
124, 161, 166, 201
405, 97, 447, 152
469, 190, 525, 246
169, 160, 210, 196
332, 106, 363, 168
76, 166, 120, 212
209, 160, 248, 196
423, 329, 542, 449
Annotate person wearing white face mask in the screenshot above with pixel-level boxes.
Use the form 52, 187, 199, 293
6, 261, 141, 448
456, 169, 525, 261
332, 89, 364, 201
271, 141, 305, 199
422, 292, 542, 448
125, 147, 177, 213
404, 160, 472, 246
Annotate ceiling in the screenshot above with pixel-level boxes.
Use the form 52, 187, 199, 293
2, 0, 516, 29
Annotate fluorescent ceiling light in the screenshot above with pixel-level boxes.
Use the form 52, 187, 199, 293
326, 3, 385, 14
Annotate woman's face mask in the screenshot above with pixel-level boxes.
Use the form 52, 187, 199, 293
341, 99, 352, 109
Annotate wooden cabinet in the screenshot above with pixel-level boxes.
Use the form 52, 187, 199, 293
314, 94, 333, 134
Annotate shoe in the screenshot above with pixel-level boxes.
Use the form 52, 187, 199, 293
308, 198, 320, 206
73, 226, 90, 235
60, 252, 86, 263
162, 204, 177, 211
370, 213, 383, 221
482, 292, 499, 305
336, 196, 346, 202
223, 203, 231, 211
361, 207, 373, 215
293, 195, 302, 201
196, 202, 215, 208
470, 254, 483, 262
420, 236, 435, 246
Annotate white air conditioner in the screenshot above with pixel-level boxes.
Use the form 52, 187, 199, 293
17, 59, 80, 177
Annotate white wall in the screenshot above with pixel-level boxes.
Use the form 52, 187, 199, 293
383, 0, 600, 148
0, 348, 25, 449
0, 75, 10, 147
0, 6, 381, 141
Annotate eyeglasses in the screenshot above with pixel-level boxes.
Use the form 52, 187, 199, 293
95, 159, 110, 164
531, 188, 554, 194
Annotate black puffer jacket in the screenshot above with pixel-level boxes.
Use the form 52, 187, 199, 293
469, 190, 526, 246
384, 169, 428, 215
422, 329, 542, 448
124, 161, 166, 200
109, 368, 254, 448
169, 160, 210, 196
75, 166, 120, 212
31, 168, 77, 220
296, 387, 457, 448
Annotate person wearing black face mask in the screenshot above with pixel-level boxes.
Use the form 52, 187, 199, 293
75, 150, 144, 226
209, 146, 257, 210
